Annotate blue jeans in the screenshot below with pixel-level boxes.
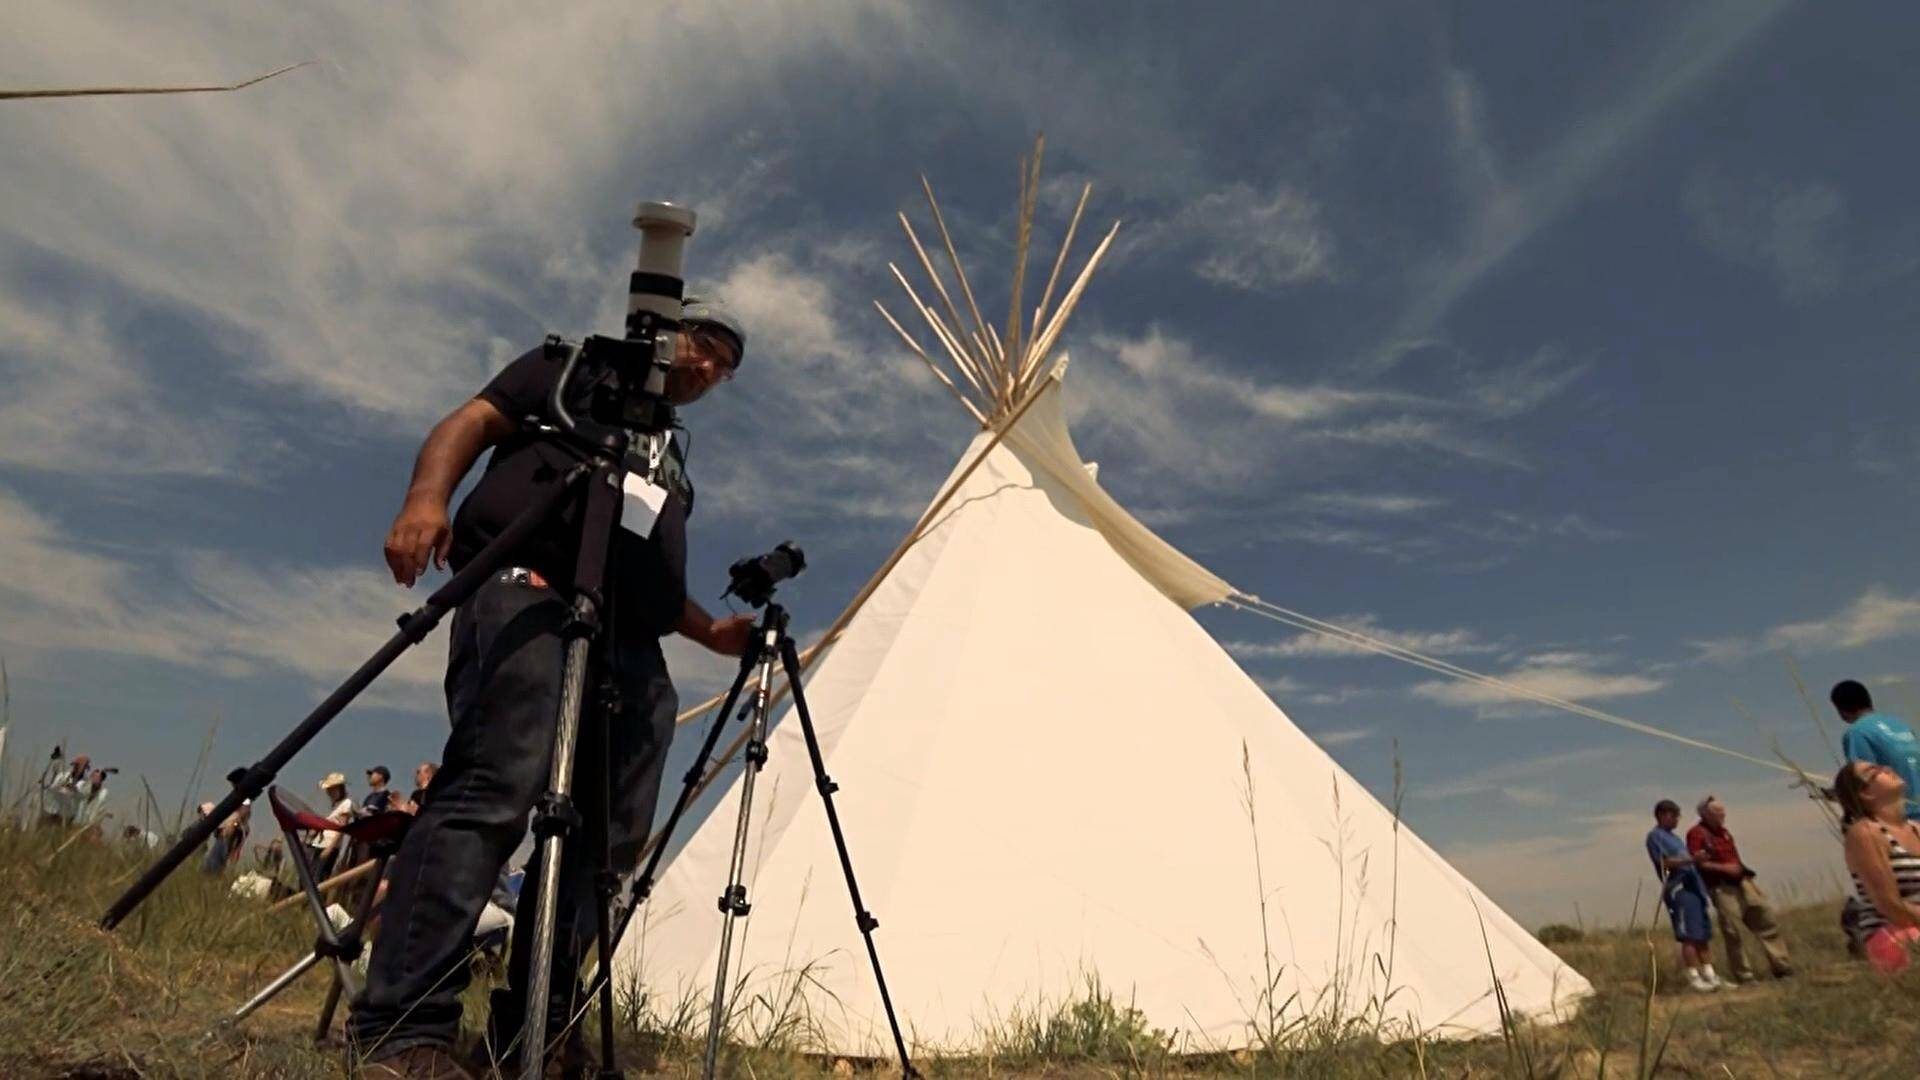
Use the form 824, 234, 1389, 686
346, 571, 678, 1059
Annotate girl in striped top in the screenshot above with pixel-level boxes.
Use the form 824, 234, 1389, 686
1835, 760, 1920, 973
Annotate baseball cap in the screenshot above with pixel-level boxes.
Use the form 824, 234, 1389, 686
681, 294, 746, 363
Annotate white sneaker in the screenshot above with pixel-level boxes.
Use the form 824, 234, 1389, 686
1687, 972, 1718, 993
1701, 968, 1725, 990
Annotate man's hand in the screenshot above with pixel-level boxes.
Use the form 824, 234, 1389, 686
705, 614, 755, 657
382, 397, 516, 587
384, 498, 452, 587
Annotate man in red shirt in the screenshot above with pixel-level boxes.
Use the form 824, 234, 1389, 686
1686, 795, 1794, 982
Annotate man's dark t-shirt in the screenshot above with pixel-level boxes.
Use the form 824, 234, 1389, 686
449, 345, 692, 637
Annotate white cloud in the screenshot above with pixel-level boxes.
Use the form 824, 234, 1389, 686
1380, 1, 1794, 361
1310, 726, 1375, 748
0, 487, 445, 709
1440, 66, 1504, 208
1226, 614, 1495, 661
0, 484, 746, 714
1450, 510, 1624, 546
1692, 586, 1920, 665
1412, 747, 1617, 803
1518, 650, 1606, 669
0, 1, 921, 434
1062, 326, 1578, 501
1684, 167, 1846, 302
1308, 416, 1527, 469
1299, 492, 1445, 516
1174, 183, 1336, 291
0, 287, 258, 478
1253, 673, 1306, 696
1768, 586, 1920, 653
1409, 660, 1665, 716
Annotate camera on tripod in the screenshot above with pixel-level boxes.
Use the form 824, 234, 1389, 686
724, 542, 806, 608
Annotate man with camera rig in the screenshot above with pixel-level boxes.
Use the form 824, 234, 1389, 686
346, 298, 752, 1079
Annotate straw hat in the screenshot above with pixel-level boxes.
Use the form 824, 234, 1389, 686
320, 772, 348, 790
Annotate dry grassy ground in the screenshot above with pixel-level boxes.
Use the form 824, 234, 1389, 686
3, 823, 1917, 1078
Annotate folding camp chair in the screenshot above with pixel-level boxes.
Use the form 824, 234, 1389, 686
221, 785, 412, 1041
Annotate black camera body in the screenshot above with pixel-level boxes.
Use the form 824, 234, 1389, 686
577, 333, 676, 435
726, 542, 806, 608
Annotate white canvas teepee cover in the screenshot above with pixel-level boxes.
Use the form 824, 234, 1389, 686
615, 374, 1588, 1054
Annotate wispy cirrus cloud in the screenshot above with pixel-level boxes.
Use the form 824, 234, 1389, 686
1410, 659, 1665, 717
1684, 166, 1847, 302
1310, 726, 1376, 748
1065, 326, 1585, 499
1299, 492, 1446, 517
1226, 614, 1496, 661
0, 1, 925, 435
0, 484, 738, 711
1690, 586, 1920, 666
1411, 747, 1616, 805
1120, 181, 1337, 292
1379, 1, 1795, 362
0, 283, 262, 479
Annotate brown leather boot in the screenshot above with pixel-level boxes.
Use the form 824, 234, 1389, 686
358, 1045, 479, 1080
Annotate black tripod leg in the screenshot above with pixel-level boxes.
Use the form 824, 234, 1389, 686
777, 636, 917, 1079
315, 977, 346, 1043
100, 462, 593, 931
593, 698, 622, 1078
522, 456, 624, 1080
559, 638, 762, 1042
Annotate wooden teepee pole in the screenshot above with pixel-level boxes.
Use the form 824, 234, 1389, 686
1021, 220, 1120, 397
1024, 181, 1091, 380
1004, 135, 1044, 374
874, 300, 988, 426
889, 262, 993, 404
920, 175, 1007, 404
897, 214, 996, 396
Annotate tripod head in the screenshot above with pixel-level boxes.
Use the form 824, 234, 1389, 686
548, 201, 698, 451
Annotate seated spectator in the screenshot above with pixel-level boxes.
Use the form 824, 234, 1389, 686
1646, 798, 1721, 991
311, 772, 358, 877
1834, 760, 1920, 973
364, 765, 396, 815
404, 760, 438, 815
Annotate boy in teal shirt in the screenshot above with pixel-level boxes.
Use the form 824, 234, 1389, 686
1833, 680, 1920, 817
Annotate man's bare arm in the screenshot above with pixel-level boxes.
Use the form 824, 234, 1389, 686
383, 398, 518, 586
675, 596, 753, 656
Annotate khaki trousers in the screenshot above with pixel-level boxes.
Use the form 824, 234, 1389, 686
1705, 878, 1793, 978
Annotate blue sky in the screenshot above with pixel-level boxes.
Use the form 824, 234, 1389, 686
4, 0, 1918, 927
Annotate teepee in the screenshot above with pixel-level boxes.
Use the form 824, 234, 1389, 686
613, 143, 1589, 1055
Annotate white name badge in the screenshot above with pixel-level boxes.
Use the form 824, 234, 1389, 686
620, 471, 670, 538
619, 431, 672, 538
